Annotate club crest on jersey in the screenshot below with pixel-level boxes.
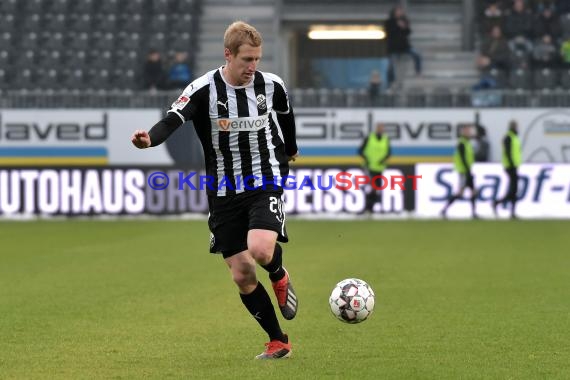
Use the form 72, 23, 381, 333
172, 95, 190, 110
256, 94, 267, 111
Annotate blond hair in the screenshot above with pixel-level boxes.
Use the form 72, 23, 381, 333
224, 21, 263, 55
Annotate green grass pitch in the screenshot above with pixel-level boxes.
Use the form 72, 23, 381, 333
0, 219, 569, 379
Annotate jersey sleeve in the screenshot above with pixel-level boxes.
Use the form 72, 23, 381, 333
167, 76, 209, 123
266, 73, 290, 114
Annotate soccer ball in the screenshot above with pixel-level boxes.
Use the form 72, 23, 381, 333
329, 278, 375, 324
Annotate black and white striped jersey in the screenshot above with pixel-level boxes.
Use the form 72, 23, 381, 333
167, 66, 291, 197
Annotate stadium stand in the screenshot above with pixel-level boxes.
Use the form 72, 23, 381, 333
0, 0, 569, 108
475, 0, 570, 92
0, 0, 201, 93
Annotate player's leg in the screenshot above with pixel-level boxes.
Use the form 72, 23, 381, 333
224, 250, 290, 359
370, 171, 383, 213
364, 187, 376, 213
248, 191, 298, 320
248, 230, 297, 320
507, 168, 519, 218
493, 168, 515, 216
492, 193, 501, 216
363, 170, 380, 213
467, 173, 478, 219
209, 194, 289, 359
248, 230, 284, 281
492, 181, 506, 216
442, 174, 465, 217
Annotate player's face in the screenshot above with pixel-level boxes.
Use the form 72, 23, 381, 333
225, 44, 262, 86
461, 126, 474, 138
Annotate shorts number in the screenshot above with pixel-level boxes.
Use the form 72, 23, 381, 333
269, 196, 278, 214
269, 196, 284, 223
269, 196, 284, 214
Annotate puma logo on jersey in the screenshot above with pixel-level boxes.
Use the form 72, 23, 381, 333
217, 100, 228, 110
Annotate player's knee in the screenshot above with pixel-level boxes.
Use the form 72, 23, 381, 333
248, 240, 274, 264
231, 264, 256, 288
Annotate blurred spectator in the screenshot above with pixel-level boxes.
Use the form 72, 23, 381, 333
385, 5, 422, 83
508, 35, 534, 69
368, 70, 382, 103
474, 124, 490, 162
532, 34, 559, 68
142, 49, 165, 90
358, 123, 391, 214
483, 0, 506, 6
482, 2, 504, 34
504, 0, 534, 38
533, 7, 562, 39
477, 25, 510, 71
557, 0, 570, 14
492, 120, 521, 219
560, 38, 570, 67
440, 125, 479, 219
532, 0, 556, 12
472, 74, 499, 91
167, 51, 192, 89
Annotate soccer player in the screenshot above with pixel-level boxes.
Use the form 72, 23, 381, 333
131, 21, 299, 359
358, 123, 391, 213
441, 125, 479, 219
493, 120, 521, 219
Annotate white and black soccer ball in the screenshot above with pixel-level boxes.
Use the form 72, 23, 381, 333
329, 278, 375, 324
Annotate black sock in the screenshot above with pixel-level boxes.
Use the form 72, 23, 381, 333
443, 195, 458, 210
240, 282, 284, 342
365, 191, 376, 211
261, 244, 286, 282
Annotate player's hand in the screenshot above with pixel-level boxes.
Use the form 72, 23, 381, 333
131, 130, 151, 149
288, 151, 299, 162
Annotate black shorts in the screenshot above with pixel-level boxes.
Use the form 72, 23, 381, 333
459, 172, 475, 189
207, 189, 288, 258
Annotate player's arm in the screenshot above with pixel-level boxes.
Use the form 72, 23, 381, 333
131, 129, 152, 148
272, 77, 299, 160
459, 143, 469, 170
504, 135, 514, 168
132, 113, 182, 149
131, 81, 205, 149
276, 107, 299, 160
131, 111, 184, 149
357, 138, 366, 158
381, 139, 391, 164
357, 137, 369, 167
